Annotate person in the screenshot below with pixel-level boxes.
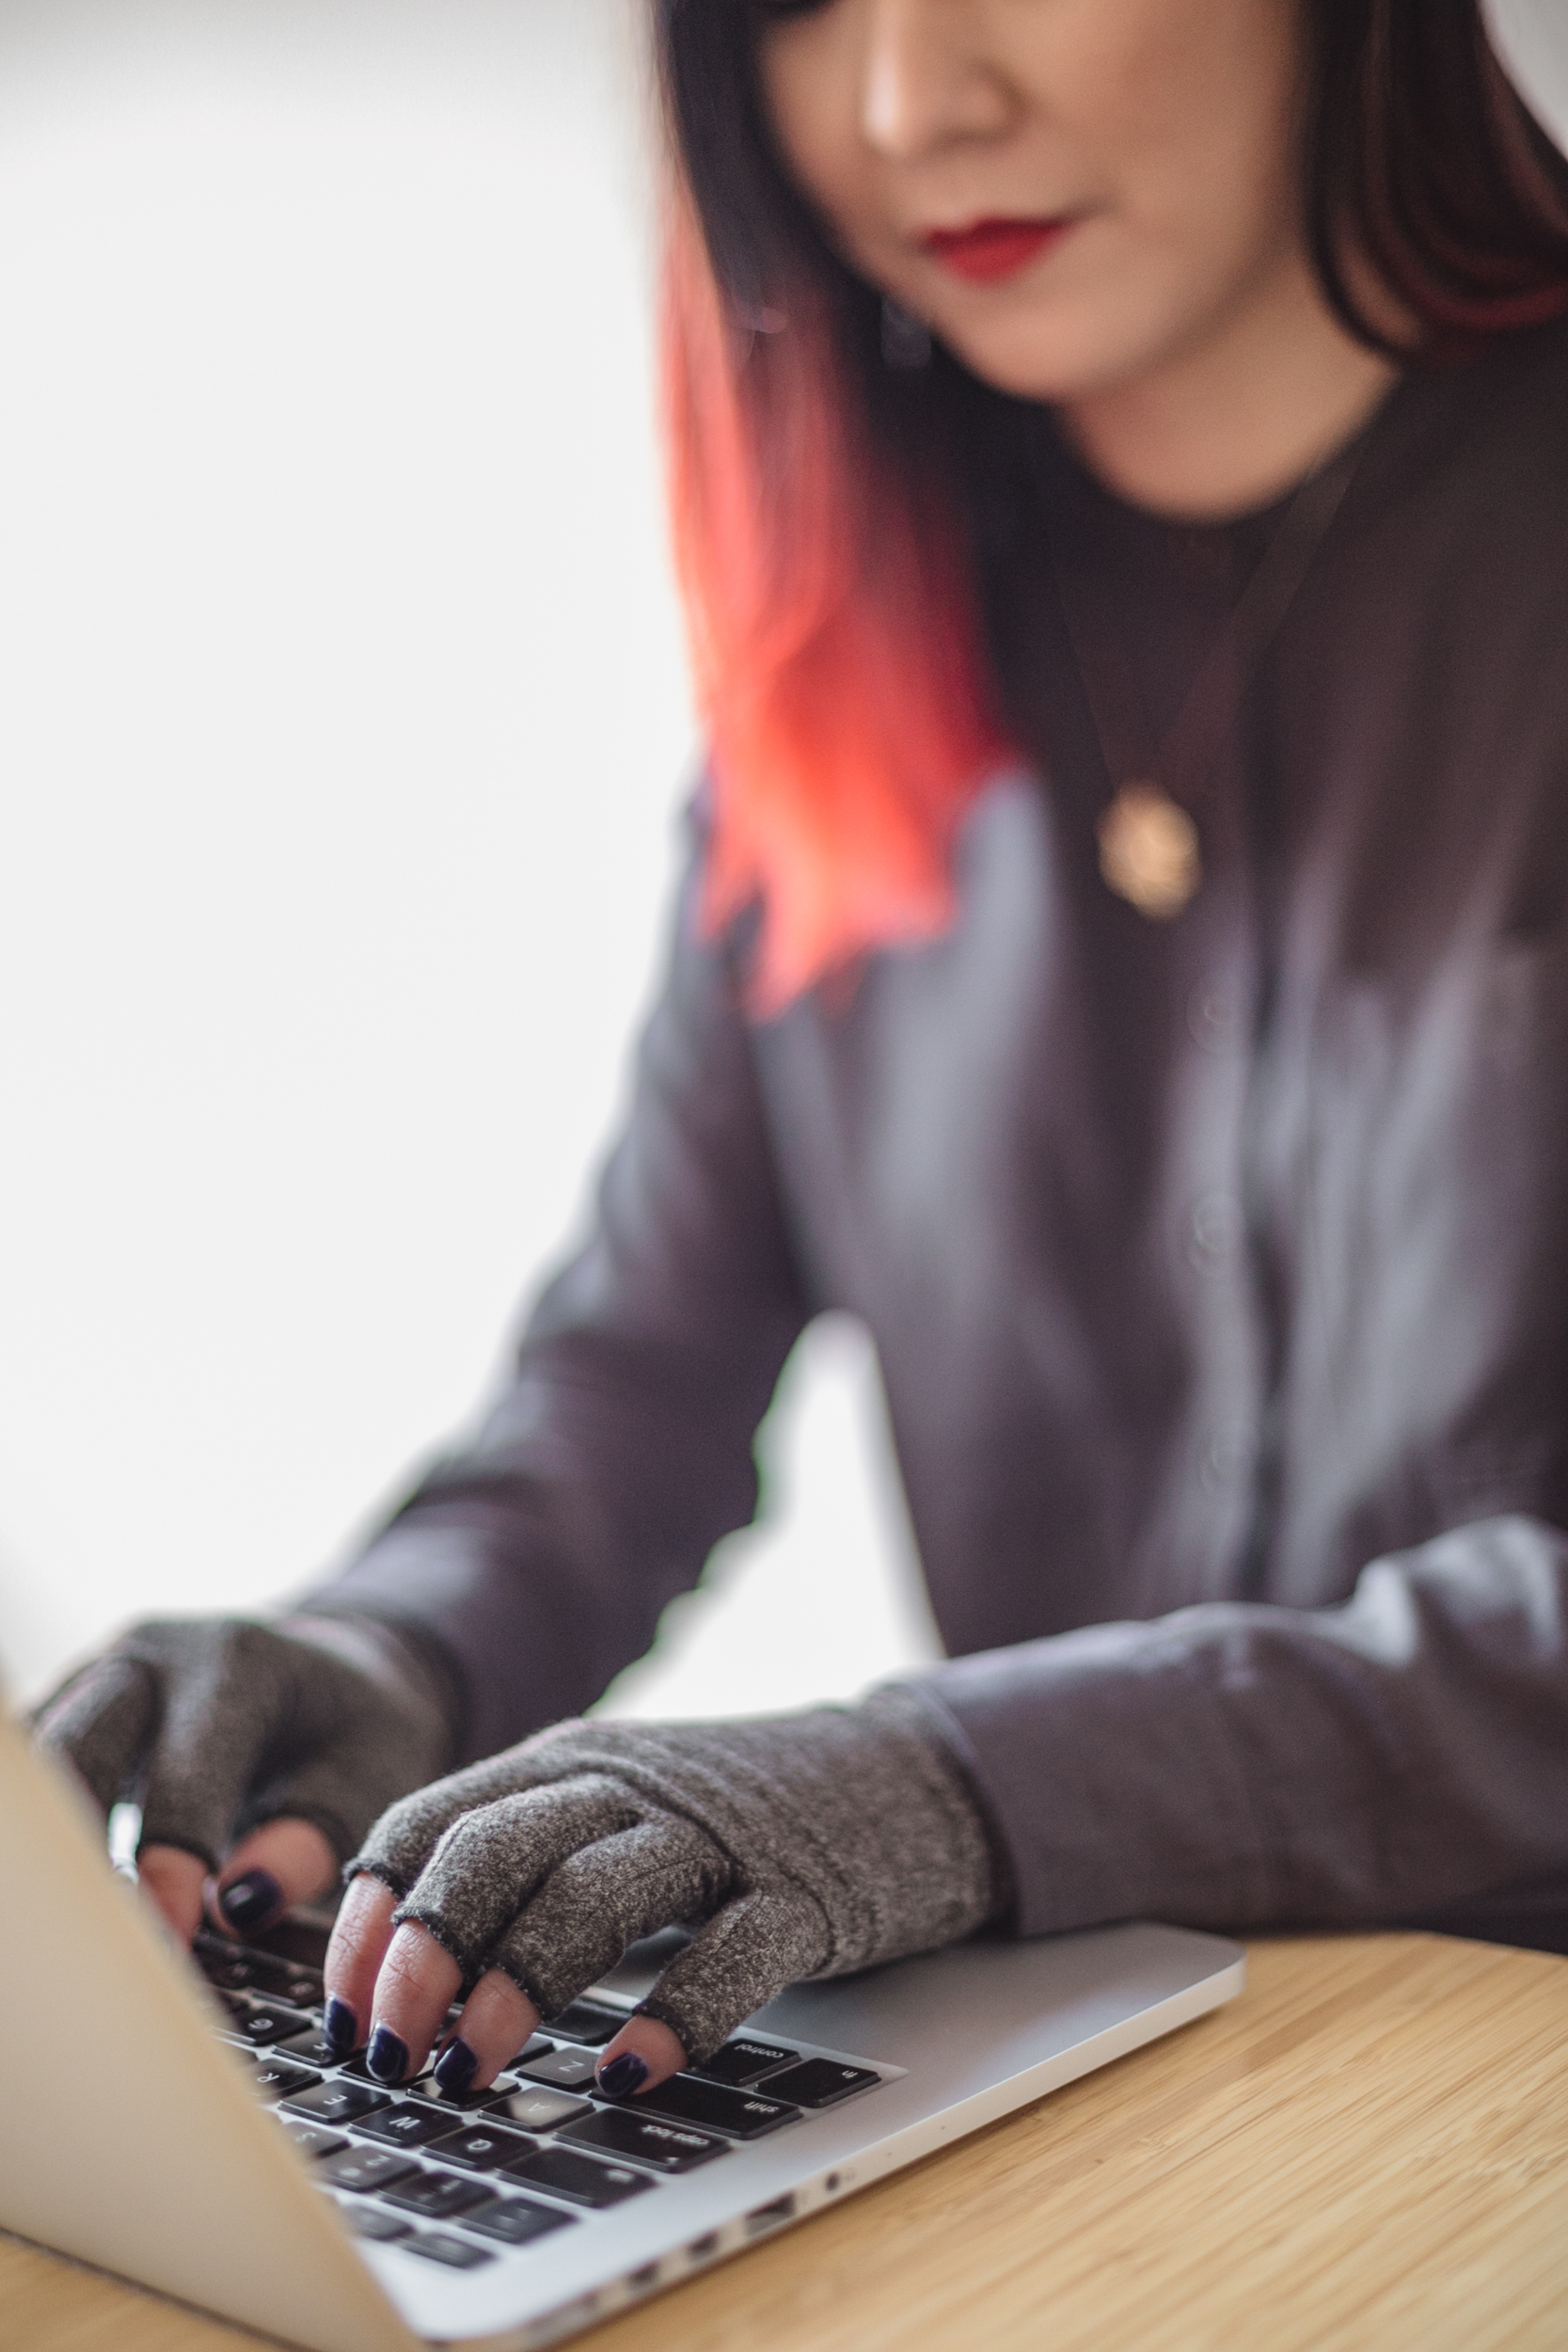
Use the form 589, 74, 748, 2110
37, 0, 1568, 2109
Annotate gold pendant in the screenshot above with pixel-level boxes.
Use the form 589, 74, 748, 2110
1097, 781, 1201, 920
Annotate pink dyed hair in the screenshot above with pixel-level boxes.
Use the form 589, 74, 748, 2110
659, 205, 1009, 1014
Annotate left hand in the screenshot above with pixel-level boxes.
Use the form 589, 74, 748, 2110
323, 1692, 1003, 2101
32, 1612, 455, 1945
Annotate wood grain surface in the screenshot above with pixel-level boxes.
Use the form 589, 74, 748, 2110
5, 1932, 1566, 2352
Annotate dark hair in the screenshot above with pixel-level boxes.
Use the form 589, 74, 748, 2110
653, 0, 1568, 1004
1308, 0, 1568, 355
660, 0, 1568, 361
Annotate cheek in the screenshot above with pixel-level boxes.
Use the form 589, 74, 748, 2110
975, 3, 1306, 389
757, 18, 884, 270
1068, 0, 1301, 246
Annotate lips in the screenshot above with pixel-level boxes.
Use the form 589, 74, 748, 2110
920, 216, 1072, 286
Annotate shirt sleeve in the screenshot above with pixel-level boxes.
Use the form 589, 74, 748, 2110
302, 841, 808, 1764
908, 1513, 1568, 1937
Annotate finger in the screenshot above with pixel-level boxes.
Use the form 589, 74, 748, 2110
242, 1739, 434, 1874
33, 1654, 159, 1817
631, 1888, 830, 2071
323, 1873, 401, 2058
394, 1776, 645, 1981
488, 1813, 725, 2023
212, 1817, 339, 1941
430, 1968, 541, 2102
364, 1919, 463, 2086
594, 2014, 689, 2098
136, 1844, 209, 1947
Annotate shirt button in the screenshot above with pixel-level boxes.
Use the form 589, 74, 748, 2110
1188, 984, 1243, 1054
1188, 1192, 1243, 1270
1201, 1431, 1248, 1489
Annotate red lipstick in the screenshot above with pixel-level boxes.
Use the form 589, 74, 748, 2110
921, 216, 1072, 286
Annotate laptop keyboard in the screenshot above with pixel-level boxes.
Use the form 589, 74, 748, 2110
192, 1931, 888, 2276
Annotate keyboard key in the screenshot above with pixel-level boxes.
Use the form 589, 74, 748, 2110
340, 2204, 411, 2242
383, 2171, 493, 2222
425, 2123, 536, 2173
483, 2086, 591, 2135
638, 2075, 800, 2139
352, 2104, 459, 2153
340, 2049, 432, 2086
403, 2232, 494, 2271
243, 1953, 325, 2009
248, 2057, 322, 2101
696, 2039, 800, 2088
321, 2145, 420, 2195
280, 2122, 346, 2161
762, 2058, 882, 2107
230, 2003, 318, 2049
543, 2000, 628, 2045
278, 2029, 341, 2070
509, 2033, 554, 2066
516, 2045, 599, 2091
562, 2109, 728, 2174
196, 1947, 258, 1994
408, 2070, 519, 2117
191, 1933, 323, 2010
460, 2194, 577, 2248
280, 2079, 391, 2127
503, 2145, 654, 2209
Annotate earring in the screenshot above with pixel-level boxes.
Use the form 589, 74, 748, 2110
880, 297, 932, 371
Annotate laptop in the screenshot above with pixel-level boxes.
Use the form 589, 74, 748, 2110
0, 1699, 1244, 2352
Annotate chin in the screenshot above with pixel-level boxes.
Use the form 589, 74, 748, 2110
934, 317, 1118, 405
935, 305, 1185, 411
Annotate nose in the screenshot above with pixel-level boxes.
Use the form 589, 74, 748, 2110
860, 0, 1017, 162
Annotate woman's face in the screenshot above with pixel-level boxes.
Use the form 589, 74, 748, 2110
758, 0, 1315, 408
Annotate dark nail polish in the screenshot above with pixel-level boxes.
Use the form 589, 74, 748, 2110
597, 2052, 649, 2100
434, 2037, 478, 2099
322, 1996, 358, 2060
366, 2026, 410, 2086
217, 1868, 284, 1936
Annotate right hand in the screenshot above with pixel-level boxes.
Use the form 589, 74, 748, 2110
32, 1613, 456, 1946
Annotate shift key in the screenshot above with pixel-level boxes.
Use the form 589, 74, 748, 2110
636, 2075, 800, 2138
561, 2108, 728, 2173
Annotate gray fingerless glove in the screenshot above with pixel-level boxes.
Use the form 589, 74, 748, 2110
347, 1689, 1006, 2063
33, 1613, 458, 1872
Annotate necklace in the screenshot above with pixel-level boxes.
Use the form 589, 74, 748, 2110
1044, 442, 1364, 920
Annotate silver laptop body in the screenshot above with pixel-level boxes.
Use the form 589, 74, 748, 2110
0, 1704, 1244, 2352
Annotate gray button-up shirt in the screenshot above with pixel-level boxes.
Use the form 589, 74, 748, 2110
316, 319, 1568, 1947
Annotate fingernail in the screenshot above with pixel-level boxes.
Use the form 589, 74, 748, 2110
597, 2051, 649, 2099
366, 2026, 410, 2085
322, 1997, 358, 2060
434, 2038, 478, 2099
218, 1869, 284, 1936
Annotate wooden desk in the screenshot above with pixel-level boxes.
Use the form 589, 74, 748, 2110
5, 1933, 1566, 2352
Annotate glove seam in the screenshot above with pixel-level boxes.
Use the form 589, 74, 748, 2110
345, 1857, 412, 1902
871, 1682, 1019, 1931
482, 1952, 556, 2020
636, 1992, 717, 2065
391, 1898, 489, 1984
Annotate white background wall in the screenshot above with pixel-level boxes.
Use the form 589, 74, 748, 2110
1, 0, 1562, 1718
0, 0, 940, 1717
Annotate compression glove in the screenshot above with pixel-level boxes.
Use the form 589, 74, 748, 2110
347, 1690, 1006, 2064
33, 1614, 456, 1875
